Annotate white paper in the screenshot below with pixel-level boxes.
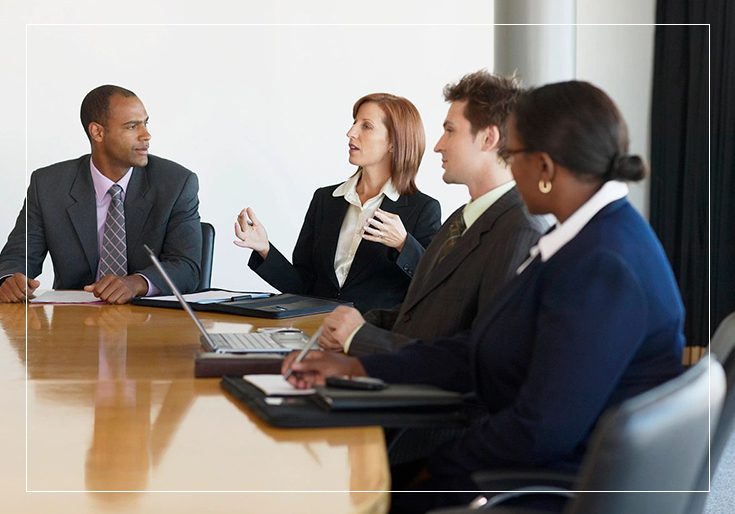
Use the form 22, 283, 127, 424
30, 290, 102, 304
243, 374, 315, 396
149, 290, 271, 304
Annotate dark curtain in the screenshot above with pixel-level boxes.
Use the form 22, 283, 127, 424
651, 0, 734, 347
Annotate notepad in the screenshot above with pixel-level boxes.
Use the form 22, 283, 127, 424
30, 290, 103, 304
147, 290, 272, 304
243, 374, 315, 396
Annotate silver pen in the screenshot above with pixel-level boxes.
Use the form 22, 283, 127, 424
283, 326, 323, 381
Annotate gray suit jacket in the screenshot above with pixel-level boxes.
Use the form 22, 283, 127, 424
348, 186, 548, 356
0, 154, 202, 294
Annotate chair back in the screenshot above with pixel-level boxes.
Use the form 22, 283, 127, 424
710, 311, 735, 379
686, 311, 735, 513
198, 222, 215, 291
568, 357, 726, 514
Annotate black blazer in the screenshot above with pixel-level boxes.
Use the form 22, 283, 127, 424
248, 183, 441, 312
0, 155, 202, 293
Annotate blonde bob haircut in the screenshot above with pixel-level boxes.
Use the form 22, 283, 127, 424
352, 93, 425, 195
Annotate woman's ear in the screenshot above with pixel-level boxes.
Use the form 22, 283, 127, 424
538, 152, 556, 184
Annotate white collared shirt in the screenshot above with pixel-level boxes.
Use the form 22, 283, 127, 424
516, 180, 629, 274
332, 171, 400, 287
461, 180, 516, 233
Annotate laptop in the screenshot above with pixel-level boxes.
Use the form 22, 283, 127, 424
143, 245, 307, 354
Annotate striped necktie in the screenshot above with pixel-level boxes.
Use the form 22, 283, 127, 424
436, 211, 467, 264
98, 184, 127, 278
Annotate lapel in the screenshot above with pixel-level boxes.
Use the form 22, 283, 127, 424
123, 166, 154, 255
401, 188, 521, 313
66, 156, 99, 274
343, 194, 410, 288
469, 254, 543, 378
322, 193, 350, 289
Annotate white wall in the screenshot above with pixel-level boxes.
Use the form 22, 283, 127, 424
1, 0, 656, 293
576, 0, 656, 218
3, 0, 494, 292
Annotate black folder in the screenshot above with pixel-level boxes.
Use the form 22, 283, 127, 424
134, 292, 346, 319
221, 376, 468, 429
312, 384, 464, 411
194, 352, 284, 377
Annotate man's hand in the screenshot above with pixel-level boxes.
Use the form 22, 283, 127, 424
0, 273, 40, 303
84, 274, 148, 304
319, 306, 366, 352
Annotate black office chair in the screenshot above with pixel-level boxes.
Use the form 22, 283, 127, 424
198, 222, 215, 291
686, 310, 735, 514
429, 357, 726, 514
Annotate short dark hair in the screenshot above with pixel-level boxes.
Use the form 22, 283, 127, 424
80, 85, 137, 141
443, 70, 521, 154
513, 81, 646, 183
352, 93, 425, 195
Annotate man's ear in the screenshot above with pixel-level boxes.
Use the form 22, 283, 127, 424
480, 125, 500, 152
89, 122, 104, 143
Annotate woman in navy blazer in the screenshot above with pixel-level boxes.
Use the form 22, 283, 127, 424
283, 81, 686, 512
234, 93, 440, 312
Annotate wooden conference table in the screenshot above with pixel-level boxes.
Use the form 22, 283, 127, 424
0, 301, 390, 514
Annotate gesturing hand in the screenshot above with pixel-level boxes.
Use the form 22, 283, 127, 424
362, 208, 408, 251
234, 207, 270, 259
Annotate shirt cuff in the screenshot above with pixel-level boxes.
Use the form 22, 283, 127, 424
342, 323, 365, 353
136, 273, 160, 297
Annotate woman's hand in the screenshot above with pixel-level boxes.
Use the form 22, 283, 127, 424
362, 208, 408, 251
233, 207, 270, 259
281, 349, 368, 389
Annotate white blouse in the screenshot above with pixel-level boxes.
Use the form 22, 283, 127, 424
331, 171, 400, 287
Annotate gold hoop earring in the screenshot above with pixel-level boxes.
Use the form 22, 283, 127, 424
538, 180, 552, 194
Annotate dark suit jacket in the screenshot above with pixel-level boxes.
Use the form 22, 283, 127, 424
249, 184, 441, 312
349, 187, 548, 356
0, 154, 202, 294
362, 198, 685, 479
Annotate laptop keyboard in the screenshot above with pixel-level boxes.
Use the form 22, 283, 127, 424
210, 332, 284, 350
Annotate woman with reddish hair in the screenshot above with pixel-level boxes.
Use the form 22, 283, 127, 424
234, 93, 440, 312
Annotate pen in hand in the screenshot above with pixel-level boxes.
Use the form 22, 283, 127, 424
283, 326, 323, 381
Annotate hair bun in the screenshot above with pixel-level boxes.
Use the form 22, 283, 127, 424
608, 153, 646, 182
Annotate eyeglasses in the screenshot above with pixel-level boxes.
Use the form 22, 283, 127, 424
503, 147, 531, 157
500, 147, 532, 162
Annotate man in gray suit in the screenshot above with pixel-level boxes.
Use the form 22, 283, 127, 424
0, 85, 201, 304
319, 71, 548, 355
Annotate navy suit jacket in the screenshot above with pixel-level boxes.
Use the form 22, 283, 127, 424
249, 184, 441, 312
362, 198, 685, 479
0, 155, 202, 294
